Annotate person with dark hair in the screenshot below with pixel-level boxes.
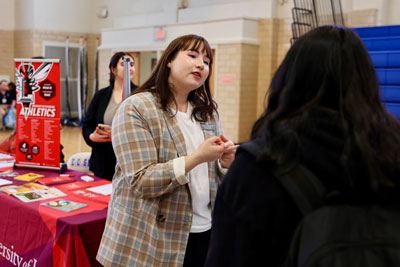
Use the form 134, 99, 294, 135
96, 34, 237, 267
8, 82, 16, 102
82, 52, 137, 180
205, 26, 400, 266
0, 80, 13, 130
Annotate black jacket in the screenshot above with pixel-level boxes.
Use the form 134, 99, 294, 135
205, 108, 400, 267
82, 83, 137, 180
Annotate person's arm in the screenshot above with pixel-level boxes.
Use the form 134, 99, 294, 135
112, 95, 225, 198
82, 91, 105, 147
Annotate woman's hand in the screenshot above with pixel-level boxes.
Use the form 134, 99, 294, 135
196, 136, 226, 163
185, 136, 225, 173
219, 134, 239, 169
89, 126, 112, 143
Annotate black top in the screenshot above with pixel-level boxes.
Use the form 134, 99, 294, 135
205, 108, 400, 267
82, 83, 137, 180
205, 144, 302, 267
0, 91, 12, 105
8, 90, 16, 101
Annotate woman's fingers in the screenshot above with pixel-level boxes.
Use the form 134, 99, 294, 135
219, 134, 235, 148
219, 134, 229, 142
225, 144, 239, 152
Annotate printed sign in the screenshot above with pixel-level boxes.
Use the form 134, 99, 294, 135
14, 59, 61, 170
221, 74, 233, 85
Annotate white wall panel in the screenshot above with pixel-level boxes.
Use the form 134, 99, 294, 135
100, 18, 259, 51
387, 0, 400, 25
0, 0, 14, 30
10, 0, 400, 33
178, 0, 275, 22
34, 0, 94, 32
188, 0, 261, 8
15, 0, 35, 30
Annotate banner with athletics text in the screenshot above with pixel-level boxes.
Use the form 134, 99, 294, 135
14, 59, 61, 171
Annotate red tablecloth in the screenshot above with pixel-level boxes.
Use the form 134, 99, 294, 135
0, 167, 110, 267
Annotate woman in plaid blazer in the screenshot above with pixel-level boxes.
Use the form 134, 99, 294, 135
97, 34, 238, 267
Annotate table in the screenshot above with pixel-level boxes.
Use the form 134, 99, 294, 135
0, 167, 110, 267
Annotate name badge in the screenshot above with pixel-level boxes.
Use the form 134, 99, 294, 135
200, 122, 215, 131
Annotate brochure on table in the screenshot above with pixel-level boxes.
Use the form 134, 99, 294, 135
0, 152, 15, 168
13, 187, 66, 203
0, 182, 47, 195
0, 182, 66, 202
0, 174, 112, 204
86, 183, 112, 195
41, 199, 87, 212
0, 178, 12, 186
14, 172, 44, 181
14, 59, 61, 171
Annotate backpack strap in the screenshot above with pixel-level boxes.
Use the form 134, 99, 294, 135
275, 164, 326, 216
240, 140, 326, 216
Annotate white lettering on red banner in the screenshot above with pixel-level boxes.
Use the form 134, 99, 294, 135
19, 106, 56, 118
0, 242, 38, 267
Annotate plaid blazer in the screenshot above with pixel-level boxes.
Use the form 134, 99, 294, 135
96, 92, 225, 266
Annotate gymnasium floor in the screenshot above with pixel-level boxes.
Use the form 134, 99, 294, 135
0, 126, 91, 162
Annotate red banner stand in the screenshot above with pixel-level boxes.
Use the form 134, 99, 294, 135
14, 58, 66, 173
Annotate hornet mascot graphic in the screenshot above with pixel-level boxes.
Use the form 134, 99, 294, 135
15, 62, 53, 119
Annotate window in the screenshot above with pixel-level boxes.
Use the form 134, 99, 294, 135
44, 43, 80, 118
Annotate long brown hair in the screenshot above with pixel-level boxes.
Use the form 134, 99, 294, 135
134, 34, 217, 122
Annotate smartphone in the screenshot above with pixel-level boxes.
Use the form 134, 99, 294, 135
98, 123, 111, 130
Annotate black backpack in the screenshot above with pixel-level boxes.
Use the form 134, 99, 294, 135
241, 141, 400, 267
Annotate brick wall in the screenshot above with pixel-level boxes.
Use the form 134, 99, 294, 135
257, 19, 280, 118
14, 30, 34, 60
238, 43, 258, 142
0, 30, 14, 80
214, 44, 241, 143
98, 49, 113, 89
255, 18, 291, 125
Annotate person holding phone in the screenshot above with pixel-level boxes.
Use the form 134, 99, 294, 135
82, 52, 137, 180
96, 34, 237, 267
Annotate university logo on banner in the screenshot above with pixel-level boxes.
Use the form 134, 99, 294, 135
14, 59, 62, 171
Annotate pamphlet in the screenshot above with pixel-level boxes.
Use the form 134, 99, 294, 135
73, 190, 99, 198
41, 199, 87, 212
0, 178, 12, 186
0, 152, 14, 160
0, 183, 47, 195
36, 176, 74, 185
12, 187, 66, 203
0, 170, 19, 177
14, 172, 44, 182
56, 181, 92, 192
0, 152, 15, 169
0, 161, 14, 169
86, 183, 112, 195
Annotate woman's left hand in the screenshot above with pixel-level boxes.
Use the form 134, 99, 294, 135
219, 134, 239, 169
